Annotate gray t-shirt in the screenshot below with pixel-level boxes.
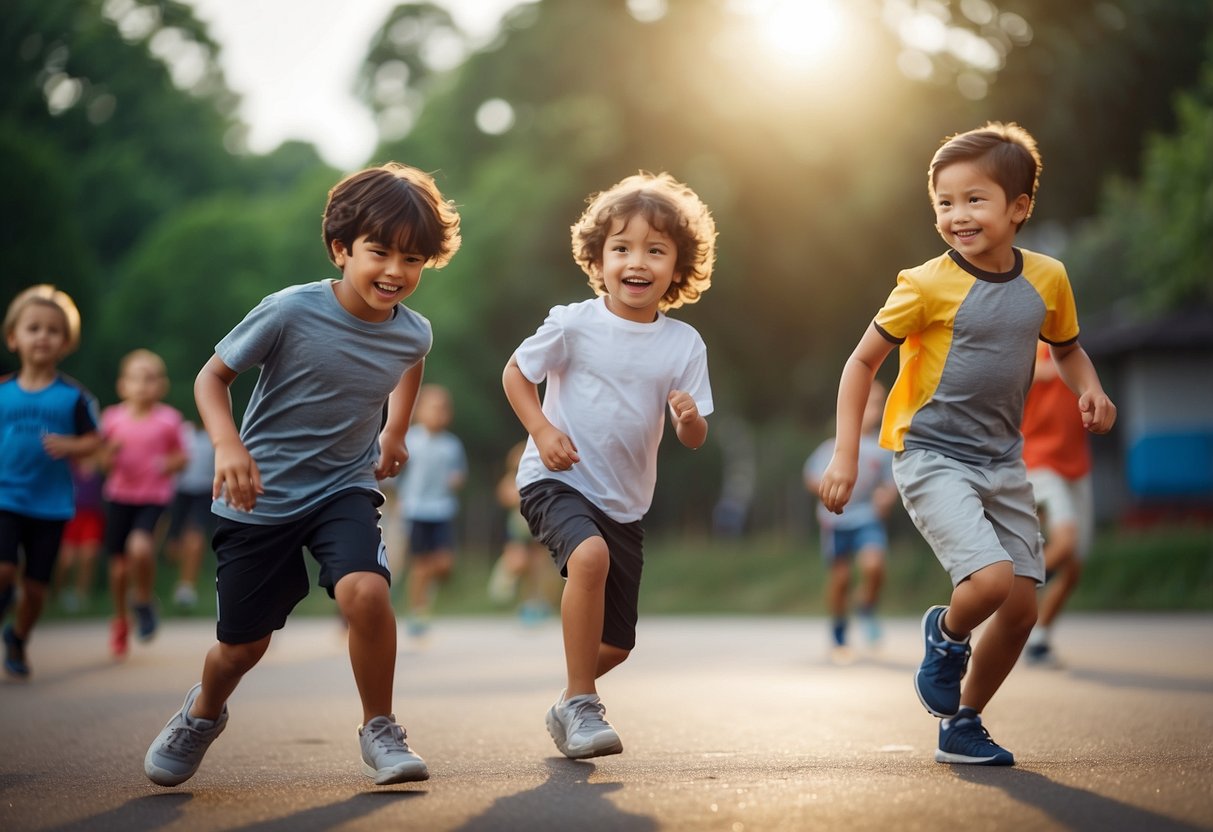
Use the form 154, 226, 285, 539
212, 279, 431, 524
399, 425, 466, 522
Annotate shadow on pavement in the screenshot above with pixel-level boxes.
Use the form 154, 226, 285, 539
46, 792, 192, 832
227, 791, 425, 831
954, 766, 1208, 832
452, 758, 658, 832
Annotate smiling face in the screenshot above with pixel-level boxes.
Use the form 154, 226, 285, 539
6, 302, 70, 372
330, 234, 426, 322
932, 160, 1030, 273
596, 215, 680, 323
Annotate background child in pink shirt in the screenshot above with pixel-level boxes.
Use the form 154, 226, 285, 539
99, 349, 187, 658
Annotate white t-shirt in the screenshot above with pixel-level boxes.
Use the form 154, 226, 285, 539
513, 297, 713, 523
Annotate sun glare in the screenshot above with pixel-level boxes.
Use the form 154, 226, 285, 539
748, 0, 846, 68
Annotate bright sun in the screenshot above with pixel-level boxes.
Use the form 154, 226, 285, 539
749, 0, 846, 67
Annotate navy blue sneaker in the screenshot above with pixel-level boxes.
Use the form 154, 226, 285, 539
3, 624, 30, 678
134, 603, 158, 642
936, 708, 1014, 765
914, 605, 971, 717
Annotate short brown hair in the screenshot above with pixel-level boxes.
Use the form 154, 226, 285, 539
571, 171, 717, 311
322, 162, 461, 269
3, 284, 82, 356
929, 122, 1042, 229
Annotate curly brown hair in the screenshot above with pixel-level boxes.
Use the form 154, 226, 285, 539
929, 121, 1042, 230
571, 172, 716, 311
323, 162, 462, 269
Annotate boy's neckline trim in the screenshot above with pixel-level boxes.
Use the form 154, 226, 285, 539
948, 248, 1023, 283
594, 295, 666, 328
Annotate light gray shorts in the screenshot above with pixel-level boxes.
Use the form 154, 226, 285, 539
893, 448, 1044, 587
1027, 468, 1094, 561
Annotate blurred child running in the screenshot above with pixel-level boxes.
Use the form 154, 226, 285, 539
1, 285, 101, 678
398, 383, 466, 638
163, 419, 216, 610
804, 380, 897, 662
99, 348, 188, 657
54, 454, 106, 614
487, 440, 560, 625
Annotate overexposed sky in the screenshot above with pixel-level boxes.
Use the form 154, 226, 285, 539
185, 0, 523, 168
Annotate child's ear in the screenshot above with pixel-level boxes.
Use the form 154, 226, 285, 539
330, 240, 348, 267
1011, 193, 1031, 223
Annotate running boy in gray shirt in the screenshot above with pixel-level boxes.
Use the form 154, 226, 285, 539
144, 162, 461, 787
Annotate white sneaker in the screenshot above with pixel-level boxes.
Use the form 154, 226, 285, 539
545, 692, 623, 759
173, 583, 198, 608
359, 715, 429, 784
145, 683, 228, 786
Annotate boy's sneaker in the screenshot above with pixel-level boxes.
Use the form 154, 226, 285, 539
914, 605, 971, 717
110, 617, 129, 659
3, 624, 30, 678
359, 715, 429, 784
134, 603, 158, 642
173, 583, 198, 609
1025, 641, 1061, 668
859, 611, 883, 647
546, 692, 624, 759
145, 683, 229, 786
936, 707, 1014, 766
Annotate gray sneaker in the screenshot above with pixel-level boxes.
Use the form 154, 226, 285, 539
359, 715, 429, 784
145, 683, 228, 786
545, 692, 624, 759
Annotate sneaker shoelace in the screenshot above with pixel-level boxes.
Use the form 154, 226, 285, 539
567, 698, 611, 735
927, 637, 971, 686
162, 721, 211, 760
951, 717, 1000, 753
366, 720, 412, 756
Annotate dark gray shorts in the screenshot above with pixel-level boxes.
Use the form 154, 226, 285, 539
211, 489, 390, 644
519, 479, 644, 651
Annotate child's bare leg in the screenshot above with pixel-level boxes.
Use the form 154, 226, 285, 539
1039, 558, 1082, 628
941, 561, 1014, 636
336, 572, 396, 722
75, 543, 99, 600
177, 529, 205, 589
562, 536, 609, 697
827, 560, 849, 620
961, 575, 1037, 711
596, 643, 629, 677
109, 557, 128, 616
10, 578, 47, 639
856, 547, 885, 609
127, 530, 157, 605
194, 635, 271, 720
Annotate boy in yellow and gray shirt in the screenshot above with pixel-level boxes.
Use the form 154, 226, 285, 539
819, 122, 1116, 766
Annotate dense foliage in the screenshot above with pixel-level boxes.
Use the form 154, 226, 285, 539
2, 0, 1209, 534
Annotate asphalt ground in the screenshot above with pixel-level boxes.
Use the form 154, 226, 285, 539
2, 612, 1211, 831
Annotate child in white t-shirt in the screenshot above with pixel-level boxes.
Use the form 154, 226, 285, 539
503, 171, 717, 759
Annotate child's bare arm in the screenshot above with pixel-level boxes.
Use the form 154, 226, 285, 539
41, 430, 101, 460
503, 356, 579, 471
1049, 343, 1117, 434
668, 390, 708, 450
820, 325, 896, 514
377, 360, 424, 480
195, 354, 262, 511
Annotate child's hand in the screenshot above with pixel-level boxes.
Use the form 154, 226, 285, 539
1079, 391, 1117, 434
213, 438, 262, 512
375, 442, 408, 480
818, 456, 857, 515
534, 425, 579, 472
667, 390, 699, 425
41, 433, 72, 459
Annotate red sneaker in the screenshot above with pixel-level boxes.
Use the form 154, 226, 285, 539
110, 617, 129, 660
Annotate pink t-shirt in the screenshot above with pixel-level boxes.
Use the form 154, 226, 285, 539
101, 402, 186, 505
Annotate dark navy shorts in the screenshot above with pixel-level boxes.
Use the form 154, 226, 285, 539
821, 520, 888, 562
519, 479, 644, 651
406, 518, 456, 558
167, 490, 216, 539
0, 511, 65, 584
104, 501, 166, 558
211, 489, 389, 644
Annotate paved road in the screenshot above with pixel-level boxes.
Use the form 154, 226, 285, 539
2, 612, 1211, 831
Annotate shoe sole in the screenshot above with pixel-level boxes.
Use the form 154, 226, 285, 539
546, 709, 624, 759
935, 749, 1014, 766
363, 761, 430, 785
914, 605, 960, 718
